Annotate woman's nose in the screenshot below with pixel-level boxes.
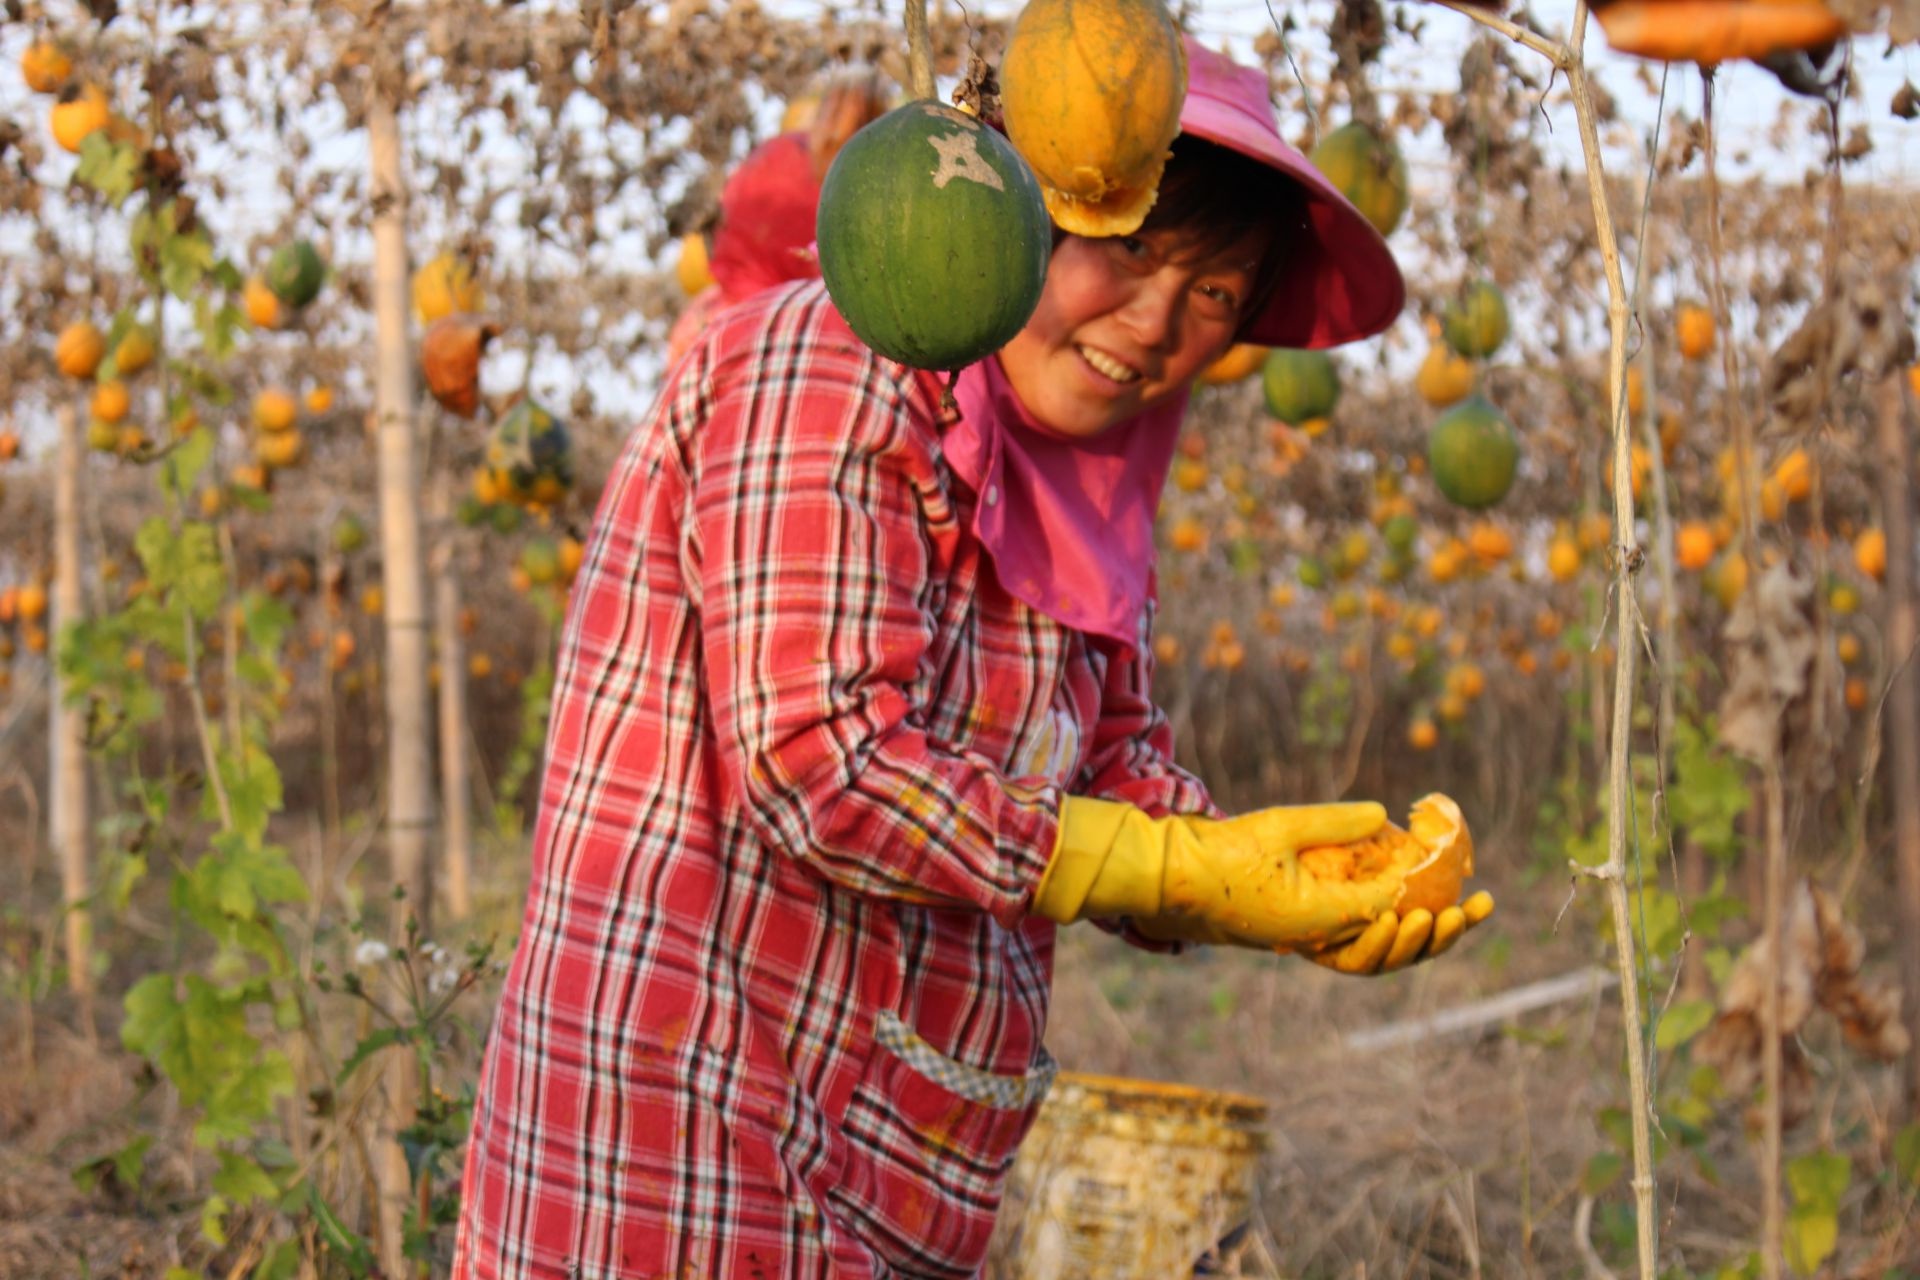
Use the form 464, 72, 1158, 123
1117, 271, 1183, 349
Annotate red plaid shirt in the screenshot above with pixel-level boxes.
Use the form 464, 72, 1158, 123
454, 281, 1213, 1280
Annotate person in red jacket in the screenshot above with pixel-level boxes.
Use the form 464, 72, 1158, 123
456, 38, 1490, 1280
668, 67, 891, 363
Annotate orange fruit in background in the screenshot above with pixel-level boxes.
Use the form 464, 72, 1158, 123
1407, 719, 1438, 751
1837, 633, 1861, 665
113, 326, 156, 375
999, 0, 1186, 236
51, 84, 111, 153
91, 380, 130, 424
413, 250, 484, 323
55, 320, 105, 379
1676, 304, 1715, 361
1467, 520, 1512, 566
1675, 521, 1716, 571
1548, 537, 1582, 583
243, 276, 282, 329
1199, 343, 1267, 385
1854, 528, 1886, 582
1771, 448, 1814, 502
1415, 344, 1475, 408
16, 582, 49, 622
1846, 677, 1869, 712
21, 40, 73, 94
252, 387, 299, 433
674, 232, 714, 297
305, 386, 333, 414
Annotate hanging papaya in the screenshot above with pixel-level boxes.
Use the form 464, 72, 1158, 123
1442, 281, 1510, 360
1427, 395, 1519, 510
265, 239, 326, 309
1261, 349, 1340, 425
816, 101, 1050, 371
1309, 122, 1410, 238
999, 0, 1187, 236
421, 314, 501, 419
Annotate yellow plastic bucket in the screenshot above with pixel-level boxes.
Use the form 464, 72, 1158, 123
999, 1071, 1269, 1279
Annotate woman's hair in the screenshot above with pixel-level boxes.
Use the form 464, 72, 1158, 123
1138, 136, 1309, 339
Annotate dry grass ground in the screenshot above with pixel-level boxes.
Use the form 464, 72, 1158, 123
2, 802, 1912, 1278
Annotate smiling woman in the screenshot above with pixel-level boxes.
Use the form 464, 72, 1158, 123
450, 33, 1491, 1280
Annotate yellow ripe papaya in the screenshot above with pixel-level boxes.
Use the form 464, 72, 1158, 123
1296, 794, 1475, 919
999, 0, 1186, 236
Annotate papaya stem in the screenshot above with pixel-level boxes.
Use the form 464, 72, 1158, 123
903, 0, 936, 102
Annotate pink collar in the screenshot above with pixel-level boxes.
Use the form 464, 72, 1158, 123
943, 357, 1187, 648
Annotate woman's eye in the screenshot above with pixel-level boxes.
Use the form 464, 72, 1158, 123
1193, 283, 1238, 320
1115, 236, 1153, 263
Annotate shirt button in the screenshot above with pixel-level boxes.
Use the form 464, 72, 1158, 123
984, 485, 1000, 506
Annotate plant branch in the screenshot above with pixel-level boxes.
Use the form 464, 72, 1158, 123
1428, 0, 1570, 67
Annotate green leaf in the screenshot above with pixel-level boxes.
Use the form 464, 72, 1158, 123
338, 1026, 406, 1084
1653, 998, 1716, 1051
215, 745, 285, 844
211, 1150, 280, 1205
1893, 1125, 1920, 1187
75, 131, 140, 206
1786, 1150, 1850, 1212
197, 1049, 295, 1145
160, 426, 215, 504
1669, 718, 1751, 863
134, 517, 224, 618
160, 224, 217, 299
1595, 1105, 1633, 1152
122, 973, 185, 1063
201, 1192, 231, 1247
1581, 1152, 1624, 1196
305, 1184, 376, 1273
1784, 1205, 1838, 1277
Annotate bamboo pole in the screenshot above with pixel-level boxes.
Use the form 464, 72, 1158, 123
435, 534, 472, 921
1877, 372, 1920, 1115
52, 405, 91, 1003
368, 64, 432, 1278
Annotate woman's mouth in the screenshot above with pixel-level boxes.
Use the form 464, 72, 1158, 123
1076, 344, 1141, 385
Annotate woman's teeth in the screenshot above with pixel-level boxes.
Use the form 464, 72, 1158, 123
1078, 346, 1139, 384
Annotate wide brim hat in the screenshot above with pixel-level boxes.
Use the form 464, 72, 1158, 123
1177, 37, 1406, 349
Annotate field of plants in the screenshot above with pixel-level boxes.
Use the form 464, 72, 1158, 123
1, 0, 1918, 1276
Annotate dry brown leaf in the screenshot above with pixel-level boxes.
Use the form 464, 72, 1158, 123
1717, 560, 1817, 764
1764, 270, 1918, 433
1697, 879, 1908, 1130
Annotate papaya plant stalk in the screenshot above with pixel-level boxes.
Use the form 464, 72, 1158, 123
1875, 369, 1920, 1117
1565, 12, 1660, 1275
52, 404, 92, 1002
1449, 0, 1662, 1272
1700, 73, 1785, 1279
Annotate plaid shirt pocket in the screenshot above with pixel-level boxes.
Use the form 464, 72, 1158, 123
830, 1011, 1057, 1278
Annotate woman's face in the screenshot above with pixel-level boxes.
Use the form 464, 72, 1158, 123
998, 228, 1262, 439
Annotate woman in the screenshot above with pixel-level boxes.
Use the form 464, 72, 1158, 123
455, 38, 1487, 1280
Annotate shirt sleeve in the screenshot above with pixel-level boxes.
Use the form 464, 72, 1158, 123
693, 328, 1059, 930
1073, 583, 1219, 820
1073, 584, 1216, 955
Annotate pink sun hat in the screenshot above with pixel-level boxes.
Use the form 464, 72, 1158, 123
1177, 37, 1406, 349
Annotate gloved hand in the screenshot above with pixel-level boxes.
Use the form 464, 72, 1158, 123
1309, 889, 1496, 975
1031, 796, 1406, 951
1031, 796, 1495, 967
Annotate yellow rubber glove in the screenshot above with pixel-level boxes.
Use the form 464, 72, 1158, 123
1308, 889, 1496, 976
1031, 796, 1404, 951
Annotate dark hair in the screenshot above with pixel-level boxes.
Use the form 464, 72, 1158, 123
1139, 136, 1308, 339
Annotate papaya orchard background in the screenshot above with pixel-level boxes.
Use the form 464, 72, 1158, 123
1, 0, 1918, 1276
